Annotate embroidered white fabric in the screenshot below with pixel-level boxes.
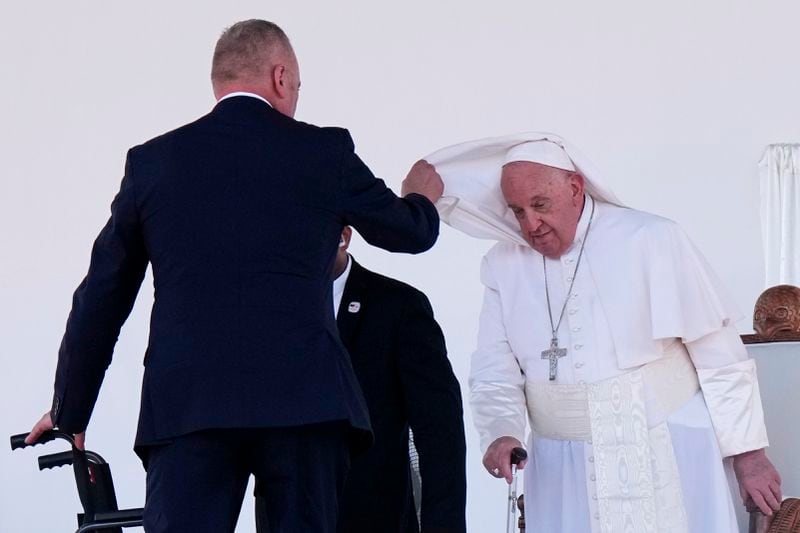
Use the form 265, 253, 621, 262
588, 371, 687, 533
523, 349, 697, 532
523, 393, 740, 533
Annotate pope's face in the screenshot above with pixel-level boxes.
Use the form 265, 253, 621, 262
501, 162, 585, 258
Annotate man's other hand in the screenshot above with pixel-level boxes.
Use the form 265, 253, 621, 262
25, 411, 85, 450
402, 160, 444, 204
733, 448, 782, 516
483, 436, 527, 484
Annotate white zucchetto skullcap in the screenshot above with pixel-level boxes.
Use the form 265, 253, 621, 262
503, 141, 575, 172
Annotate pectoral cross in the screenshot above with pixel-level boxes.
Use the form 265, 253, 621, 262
541, 338, 567, 381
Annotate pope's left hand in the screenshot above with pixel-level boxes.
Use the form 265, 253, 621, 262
733, 448, 782, 516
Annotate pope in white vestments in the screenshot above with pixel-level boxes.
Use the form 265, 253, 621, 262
424, 134, 782, 533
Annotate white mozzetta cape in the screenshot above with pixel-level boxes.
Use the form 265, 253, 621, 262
548, 201, 740, 368
427, 132, 623, 246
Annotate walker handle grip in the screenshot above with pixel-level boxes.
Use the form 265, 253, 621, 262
38, 451, 74, 471
11, 431, 55, 450
10, 430, 72, 450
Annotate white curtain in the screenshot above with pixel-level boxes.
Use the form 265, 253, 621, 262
760, 144, 800, 287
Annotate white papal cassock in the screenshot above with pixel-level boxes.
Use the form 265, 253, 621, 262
425, 134, 769, 533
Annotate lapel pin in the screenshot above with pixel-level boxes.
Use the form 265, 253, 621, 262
348, 302, 361, 313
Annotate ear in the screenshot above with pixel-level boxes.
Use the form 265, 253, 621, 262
341, 226, 353, 250
272, 64, 288, 99
569, 172, 585, 200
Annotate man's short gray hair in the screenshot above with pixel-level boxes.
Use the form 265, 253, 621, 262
211, 19, 292, 86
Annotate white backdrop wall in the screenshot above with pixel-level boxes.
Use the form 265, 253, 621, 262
2, 1, 799, 531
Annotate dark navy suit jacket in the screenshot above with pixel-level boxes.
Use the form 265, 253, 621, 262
336, 259, 466, 532
50, 95, 439, 452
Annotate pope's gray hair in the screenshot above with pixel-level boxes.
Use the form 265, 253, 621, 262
211, 19, 292, 86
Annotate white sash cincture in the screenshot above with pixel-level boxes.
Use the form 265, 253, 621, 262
525, 342, 698, 533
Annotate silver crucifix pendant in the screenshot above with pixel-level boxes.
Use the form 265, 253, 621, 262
541, 338, 567, 381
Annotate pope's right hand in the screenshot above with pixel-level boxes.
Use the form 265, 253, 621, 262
401, 159, 444, 204
483, 436, 527, 484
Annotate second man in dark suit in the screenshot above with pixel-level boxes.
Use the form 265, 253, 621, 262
256, 226, 467, 532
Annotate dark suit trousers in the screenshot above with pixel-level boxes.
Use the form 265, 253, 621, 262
143, 422, 349, 533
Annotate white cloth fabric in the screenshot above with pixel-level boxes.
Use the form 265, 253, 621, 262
424, 132, 625, 247
759, 143, 800, 286
332, 255, 352, 318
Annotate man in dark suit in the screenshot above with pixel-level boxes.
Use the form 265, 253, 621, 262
26, 19, 444, 533
256, 226, 466, 533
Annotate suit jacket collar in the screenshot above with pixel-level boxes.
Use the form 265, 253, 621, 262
217, 92, 272, 107
211, 94, 283, 123
337, 258, 370, 348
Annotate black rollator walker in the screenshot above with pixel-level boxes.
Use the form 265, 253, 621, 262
10, 430, 143, 532
506, 447, 527, 533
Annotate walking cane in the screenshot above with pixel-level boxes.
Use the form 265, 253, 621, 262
506, 447, 528, 533
747, 497, 773, 533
